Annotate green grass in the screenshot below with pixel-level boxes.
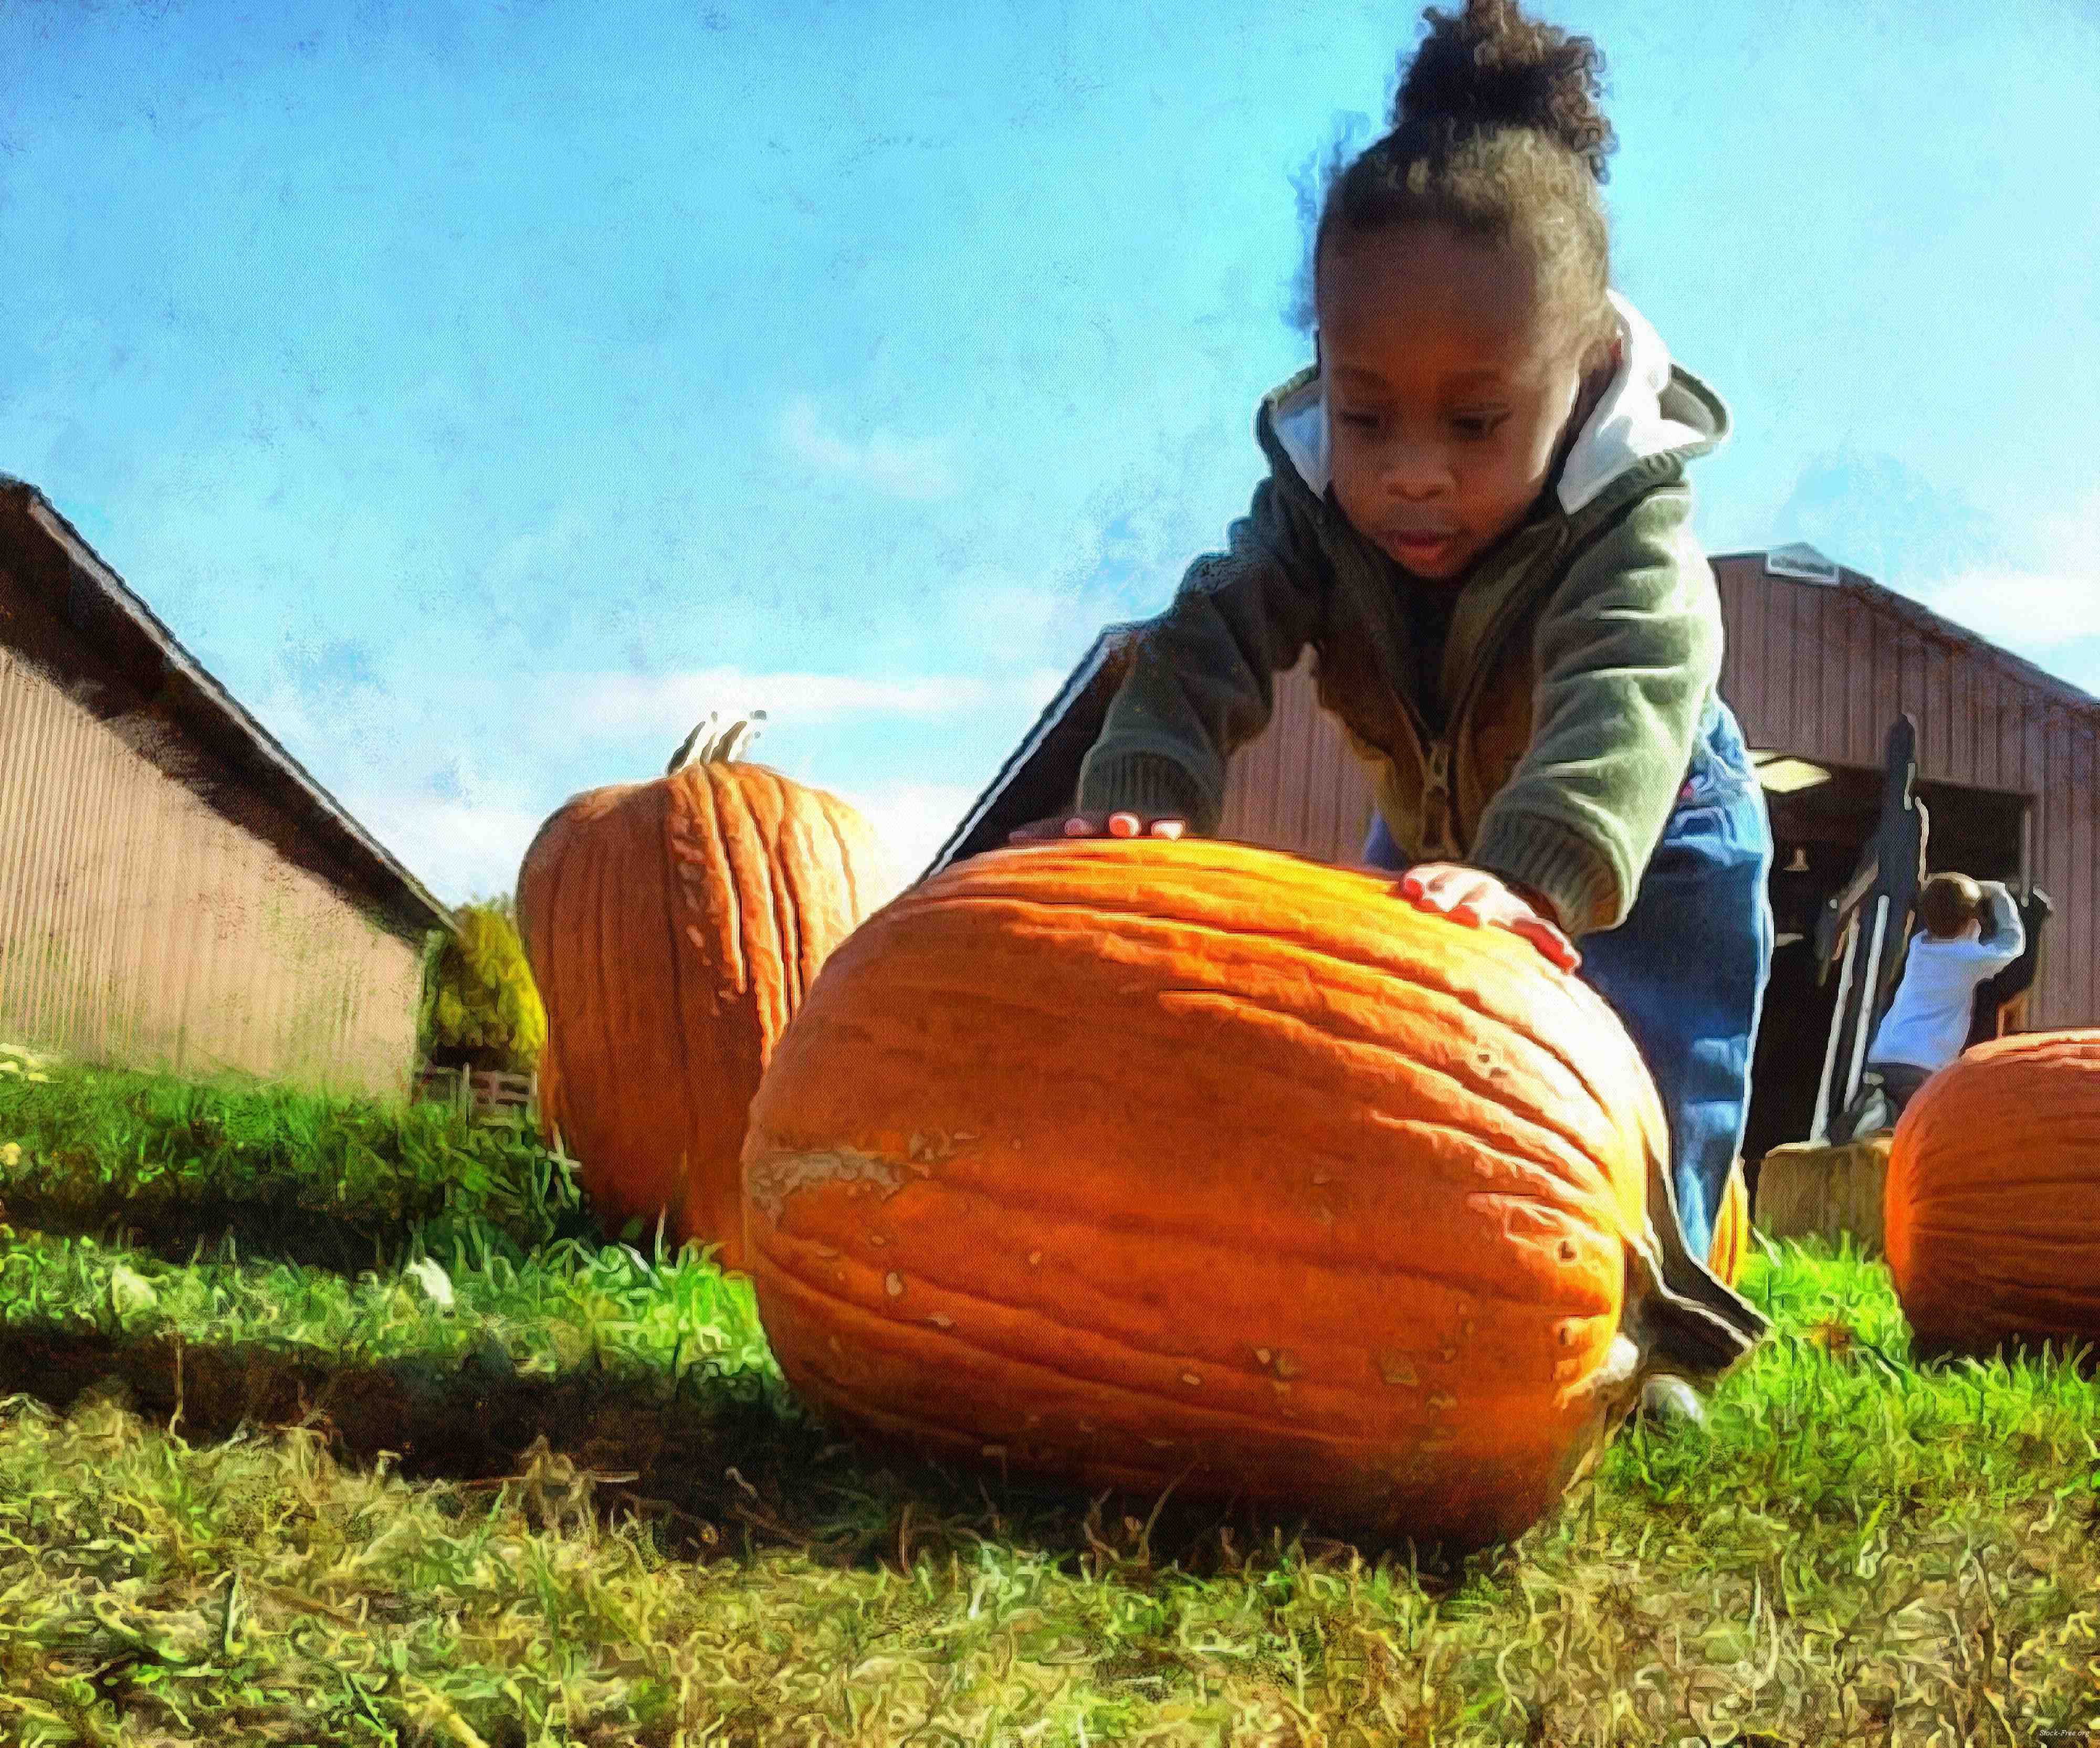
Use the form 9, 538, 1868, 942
0, 1225, 781, 1405
0, 1044, 607, 1271
0, 1219, 2096, 1743
2, 1050, 2098, 1743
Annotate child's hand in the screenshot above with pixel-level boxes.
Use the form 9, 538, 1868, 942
1396, 862, 1581, 974
1007, 811, 1189, 845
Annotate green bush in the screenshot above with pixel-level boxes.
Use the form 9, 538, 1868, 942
418, 896, 547, 1076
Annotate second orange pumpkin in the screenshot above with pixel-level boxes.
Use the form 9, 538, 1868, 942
517, 717, 890, 1269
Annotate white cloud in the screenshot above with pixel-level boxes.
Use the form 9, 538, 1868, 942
830, 780, 983, 897
347, 790, 549, 908
344, 777, 980, 917
943, 571, 1066, 650
1913, 566, 2100, 652
1908, 490, 2100, 657
779, 395, 958, 501
559, 664, 1066, 739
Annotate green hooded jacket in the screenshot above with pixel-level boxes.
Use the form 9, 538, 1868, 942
1075, 293, 1732, 939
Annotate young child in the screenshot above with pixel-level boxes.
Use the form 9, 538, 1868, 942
1830, 873, 2026, 1141
1010, 0, 1773, 1349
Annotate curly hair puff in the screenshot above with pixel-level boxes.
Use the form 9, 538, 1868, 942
1304, 0, 1620, 361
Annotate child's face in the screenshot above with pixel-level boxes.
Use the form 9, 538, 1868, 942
1317, 223, 1593, 582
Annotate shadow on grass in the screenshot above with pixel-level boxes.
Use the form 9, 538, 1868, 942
0, 1185, 610, 1278
0, 1321, 1504, 1589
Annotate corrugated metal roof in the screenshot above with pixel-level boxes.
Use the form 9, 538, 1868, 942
1, 476, 454, 941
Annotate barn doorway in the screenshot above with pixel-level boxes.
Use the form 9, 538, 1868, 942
1740, 754, 2028, 1167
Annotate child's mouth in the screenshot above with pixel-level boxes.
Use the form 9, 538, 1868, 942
1388, 531, 1460, 566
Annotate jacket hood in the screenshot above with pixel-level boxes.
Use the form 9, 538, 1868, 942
1261, 291, 1729, 517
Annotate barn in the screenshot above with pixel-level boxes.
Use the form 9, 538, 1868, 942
931, 542, 2098, 1165
0, 476, 453, 1098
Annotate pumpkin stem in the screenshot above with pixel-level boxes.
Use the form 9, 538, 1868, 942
713, 712, 766, 763
666, 712, 717, 776
667, 710, 768, 775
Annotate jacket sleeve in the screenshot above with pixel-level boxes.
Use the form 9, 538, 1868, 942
1970, 882, 2028, 972
1469, 487, 1724, 936
1075, 473, 1332, 831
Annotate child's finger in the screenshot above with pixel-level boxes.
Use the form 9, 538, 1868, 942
1065, 815, 1098, 837
1511, 918, 1581, 973
1107, 812, 1141, 838
1149, 818, 1186, 839
1438, 872, 1499, 921
1400, 865, 1462, 904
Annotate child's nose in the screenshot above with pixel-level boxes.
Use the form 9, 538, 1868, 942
1369, 433, 1453, 496
1382, 440, 1452, 497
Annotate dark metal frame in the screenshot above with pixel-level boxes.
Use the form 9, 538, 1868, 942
1809, 717, 1929, 1142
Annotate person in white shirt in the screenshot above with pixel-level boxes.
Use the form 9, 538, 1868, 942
1830, 872, 2026, 1142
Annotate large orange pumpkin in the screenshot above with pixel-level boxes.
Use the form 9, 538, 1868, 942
1884, 1029, 2100, 1365
740, 837, 1766, 1553
517, 715, 891, 1269
1706, 1157, 1751, 1288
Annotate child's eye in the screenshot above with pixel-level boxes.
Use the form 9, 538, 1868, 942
1451, 413, 1507, 439
1336, 410, 1382, 431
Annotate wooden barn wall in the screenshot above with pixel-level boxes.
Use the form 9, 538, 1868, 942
0, 640, 425, 1098
1216, 653, 1378, 866
1714, 559, 2098, 1030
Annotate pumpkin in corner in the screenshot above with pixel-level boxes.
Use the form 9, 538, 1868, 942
1884, 1029, 2100, 1366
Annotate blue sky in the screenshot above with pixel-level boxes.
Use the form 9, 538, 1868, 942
6, 0, 2098, 903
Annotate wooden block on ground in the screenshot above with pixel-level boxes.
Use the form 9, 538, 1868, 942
1752, 1135, 1894, 1257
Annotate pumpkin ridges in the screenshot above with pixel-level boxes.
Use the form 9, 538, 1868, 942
898, 860, 1662, 1176
757, 1254, 1603, 1457
740, 838, 1749, 1548
800, 780, 888, 985
605, 782, 694, 1242
651, 779, 713, 1249
819, 784, 892, 925
802, 1361, 1562, 1546
822, 880, 1614, 1098
752, 767, 810, 1021
754, 1172, 1623, 1343
821, 793, 867, 925
760, 899, 1641, 1223
669, 766, 742, 1001
744, 1110, 1633, 1281
747, 1062, 1631, 1267
734, 767, 799, 1047
754, 771, 805, 1015
789, 1347, 1584, 1551
709, 763, 782, 1034
671, 766, 775, 1259
1884, 1029, 2100, 1360
518, 743, 885, 1269
516, 806, 569, 1151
